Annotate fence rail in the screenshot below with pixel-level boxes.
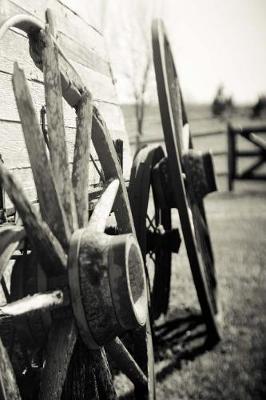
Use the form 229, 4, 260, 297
129, 119, 266, 191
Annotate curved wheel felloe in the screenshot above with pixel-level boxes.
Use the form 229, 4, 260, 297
0, 11, 155, 400
152, 18, 220, 342
129, 145, 181, 321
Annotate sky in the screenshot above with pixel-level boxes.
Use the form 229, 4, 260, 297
104, 0, 266, 104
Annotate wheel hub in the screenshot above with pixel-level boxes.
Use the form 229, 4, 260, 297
68, 229, 148, 349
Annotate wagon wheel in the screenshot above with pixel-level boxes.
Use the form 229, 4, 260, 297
0, 12, 155, 400
129, 146, 181, 321
152, 18, 220, 342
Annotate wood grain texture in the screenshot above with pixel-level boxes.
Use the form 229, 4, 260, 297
39, 318, 77, 400
62, 338, 100, 400
0, 70, 77, 127
91, 348, 118, 400
57, 0, 103, 32
1, 0, 106, 58
0, 224, 25, 280
0, 0, 132, 204
56, 32, 110, 77
0, 336, 21, 400
0, 290, 65, 318
0, 162, 67, 275
106, 337, 147, 388
43, 28, 78, 232
88, 179, 119, 233
92, 109, 135, 235
12, 62, 71, 248
72, 90, 92, 227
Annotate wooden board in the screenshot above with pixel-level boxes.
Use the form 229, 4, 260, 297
0, 0, 132, 206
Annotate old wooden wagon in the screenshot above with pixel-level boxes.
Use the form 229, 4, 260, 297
0, 1, 220, 399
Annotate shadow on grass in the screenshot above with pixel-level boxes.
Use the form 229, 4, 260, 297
154, 308, 218, 383
118, 309, 218, 400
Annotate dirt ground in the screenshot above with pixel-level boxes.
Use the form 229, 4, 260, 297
154, 182, 266, 399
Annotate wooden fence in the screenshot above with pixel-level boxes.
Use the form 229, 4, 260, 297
125, 105, 266, 192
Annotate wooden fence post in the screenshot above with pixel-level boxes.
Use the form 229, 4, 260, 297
227, 123, 236, 191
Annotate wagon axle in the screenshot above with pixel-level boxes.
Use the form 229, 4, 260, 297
146, 227, 181, 254
152, 151, 217, 209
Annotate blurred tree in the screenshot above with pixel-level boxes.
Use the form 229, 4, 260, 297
251, 95, 266, 119
104, 0, 156, 147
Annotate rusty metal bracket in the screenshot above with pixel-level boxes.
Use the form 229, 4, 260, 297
147, 227, 181, 254
152, 156, 176, 209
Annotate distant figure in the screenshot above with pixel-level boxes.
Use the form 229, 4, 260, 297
211, 85, 234, 117
251, 95, 266, 118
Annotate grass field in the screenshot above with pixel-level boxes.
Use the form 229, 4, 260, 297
121, 104, 266, 399
152, 187, 266, 399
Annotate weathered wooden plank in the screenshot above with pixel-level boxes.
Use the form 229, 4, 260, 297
68, 60, 118, 104
57, 0, 103, 32
56, 32, 110, 77
0, 69, 120, 125
0, 71, 77, 127
0, 29, 112, 83
0, 119, 125, 169
3, 161, 102, 209
0, 29, 43, 82
0, 0, 133, 191
0, 163, 67, 275
1, 0, 106, 58
0, 122, 101, 175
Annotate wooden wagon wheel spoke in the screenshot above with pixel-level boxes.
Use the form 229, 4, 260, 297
39, 319, 78, 400
87, 179, 119, 233
12, 63, 70, 250
42, 26, 78, 233
72, 91, 93, 228
0, 337, 21, 400
0, 225, 25, 280
0, 163, 66, 276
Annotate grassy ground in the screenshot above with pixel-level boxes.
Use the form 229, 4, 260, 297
153, 184, 266, 399
122, 104, 266, 399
